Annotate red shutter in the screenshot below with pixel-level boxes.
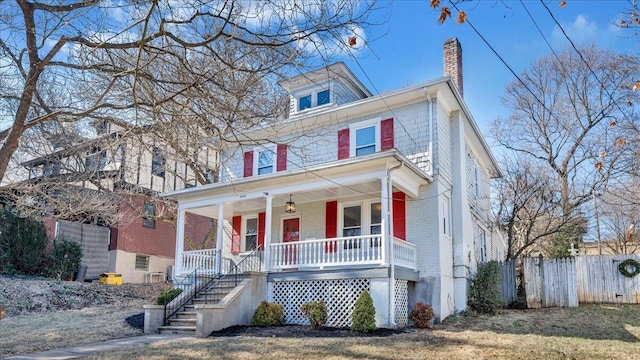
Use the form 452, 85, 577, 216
381, 118, 394, 151
243, 151, 253, 177
325, 201, 338, 252
276, 144, 287, 172
231, 215, 242, 254
393, 191, 406, 240
338, 128, 350, 160
258, 212, 266, 250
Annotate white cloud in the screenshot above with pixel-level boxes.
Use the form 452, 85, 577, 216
551, 14, 598, 45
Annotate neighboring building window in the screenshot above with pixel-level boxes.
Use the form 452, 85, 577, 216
442, 195, 451, 236
135, 254, 149, 271
43, 162, 60, 176
142, 202, 156, 228
151, 147, 165, 177
245, 217, 258, 252
86, 147, 106, 171
478, 227, 487, 262
298, 95, 312, 111
317, 90, 330, 106
257, 149, 274, 175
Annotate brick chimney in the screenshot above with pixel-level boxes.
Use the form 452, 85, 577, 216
443, 37, 463, 98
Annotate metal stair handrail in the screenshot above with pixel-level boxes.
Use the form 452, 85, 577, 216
162, 246, 263, 325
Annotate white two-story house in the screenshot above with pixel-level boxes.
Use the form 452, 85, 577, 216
161, 38, 503, 328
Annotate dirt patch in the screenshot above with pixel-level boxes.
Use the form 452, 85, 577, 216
211, 324, 408, 338
0, 275, 169, 317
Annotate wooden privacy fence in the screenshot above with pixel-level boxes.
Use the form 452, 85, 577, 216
575, 254, 640, 304
522, 254, 640, 308
500, 260, 517, 305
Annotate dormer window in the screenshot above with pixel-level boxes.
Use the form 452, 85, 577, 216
296, 88, 330, 112
317, 90, 330, 106
298, 95, 312, 111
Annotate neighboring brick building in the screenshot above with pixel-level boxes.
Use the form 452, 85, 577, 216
16, 122, 217, 283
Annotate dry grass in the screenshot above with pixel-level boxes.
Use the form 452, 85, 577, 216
2, 304, 640, 359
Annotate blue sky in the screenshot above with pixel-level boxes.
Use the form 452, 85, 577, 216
342, 0, 638, 138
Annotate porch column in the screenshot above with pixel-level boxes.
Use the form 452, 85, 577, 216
216, 204, 224, 275
380, 175, 390, 265
175, 207, 186, 275
263, 195, 273, 272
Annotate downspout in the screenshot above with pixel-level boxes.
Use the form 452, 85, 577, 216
387, 160, 403, 328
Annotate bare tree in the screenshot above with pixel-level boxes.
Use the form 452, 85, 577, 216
0, 0, 383, 222
597, 188, 640, 254
493, 45, 639, 219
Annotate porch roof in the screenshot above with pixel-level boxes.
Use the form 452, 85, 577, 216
161, 150, 430, 217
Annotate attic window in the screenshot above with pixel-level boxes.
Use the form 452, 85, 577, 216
317, 90, 330, 106
298, 95, 312, 111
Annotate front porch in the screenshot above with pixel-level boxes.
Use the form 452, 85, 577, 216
166, 151, 429, 279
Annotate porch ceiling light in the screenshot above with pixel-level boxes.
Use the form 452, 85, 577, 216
285, 194, 296, 213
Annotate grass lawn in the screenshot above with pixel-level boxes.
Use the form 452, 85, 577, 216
2, 304, 639, 359
77, 304, 640, 360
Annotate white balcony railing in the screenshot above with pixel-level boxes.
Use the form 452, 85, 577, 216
180, 249, 218, 275
393, 237, 418, 269
270, 235, 383, 270
270, 235, 417, 271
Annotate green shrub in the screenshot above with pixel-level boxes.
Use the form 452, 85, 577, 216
156, 288, 183, 305
351, 290, 376, 332
409, 302, 434, 328
48, 237, 83, 281
300, 301, 327, 329
252, 301, 285, 326
468, 260, 503, 314
0, 210, 48, 275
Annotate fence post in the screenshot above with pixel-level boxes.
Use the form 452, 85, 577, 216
538, 254, 545, 308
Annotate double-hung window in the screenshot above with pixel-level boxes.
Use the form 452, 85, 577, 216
349, 118, 381, 157
317, 90, 330, 106
244, 217, 258, 252
256, 147, 275, 175
341, 200, 382, 248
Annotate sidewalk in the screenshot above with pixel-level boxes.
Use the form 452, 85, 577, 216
3, 334, 191, 360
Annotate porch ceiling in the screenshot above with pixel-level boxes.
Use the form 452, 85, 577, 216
163, 150, 430, 218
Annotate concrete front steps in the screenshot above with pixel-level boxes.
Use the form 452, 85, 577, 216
158, 277, 243, 335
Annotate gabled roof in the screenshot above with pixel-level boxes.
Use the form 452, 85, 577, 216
278, 62, 373, 98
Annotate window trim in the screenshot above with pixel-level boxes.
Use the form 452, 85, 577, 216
339, 199, 381, 237
142, 202, 156, 229
349, 118, 381, 157
253, 145, 276, 176
477, 226, 487, 262
295, 87, 331, 112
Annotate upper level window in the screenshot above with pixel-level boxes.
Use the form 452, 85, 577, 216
143, 202, 156, 228
151, 147, 165, 177
43, 162, 60, 176
355, 126, 376, 156
298, 95, 312, 111
256, 147, 275, 175
317, 90, 330, 106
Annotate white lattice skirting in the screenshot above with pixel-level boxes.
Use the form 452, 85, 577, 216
395, 279, 409, 327
271, 278, 371, 328
271, 278, 411, 328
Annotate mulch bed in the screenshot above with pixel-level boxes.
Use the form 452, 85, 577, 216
210, 325, 410, 338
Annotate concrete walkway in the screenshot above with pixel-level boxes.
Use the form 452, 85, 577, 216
3, 334, 192, 360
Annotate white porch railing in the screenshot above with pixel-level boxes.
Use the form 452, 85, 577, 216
270, 235, 417, 271
393, 237, 418, 269
181, 249, 218, 275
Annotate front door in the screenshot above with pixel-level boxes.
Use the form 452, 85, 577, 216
283, 218, 300, 266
